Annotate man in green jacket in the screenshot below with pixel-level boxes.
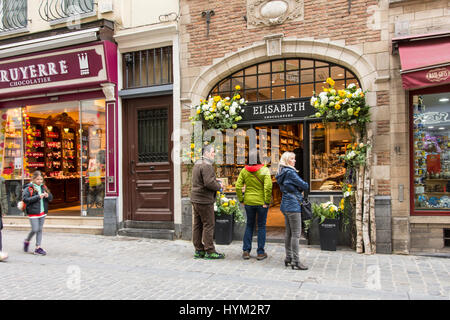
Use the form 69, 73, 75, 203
235, 150, 272, 260
190, 144, 225, 260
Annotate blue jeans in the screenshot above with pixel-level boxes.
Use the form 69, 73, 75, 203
243, 205, 268, 254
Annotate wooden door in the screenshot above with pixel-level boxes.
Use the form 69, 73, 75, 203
123, 96, 173, 221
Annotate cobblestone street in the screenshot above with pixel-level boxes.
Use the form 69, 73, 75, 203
0, 230, 449, 300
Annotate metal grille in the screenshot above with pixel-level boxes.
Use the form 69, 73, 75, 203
0, 0, 27, 32
123, 47, 173, 89
138, 108, 169, 163
39, 0, 95, 22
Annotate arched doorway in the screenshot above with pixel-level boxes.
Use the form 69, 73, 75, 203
207, 58, 361, 240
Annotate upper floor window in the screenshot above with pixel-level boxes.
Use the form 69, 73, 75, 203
39, 0, 95, 22
123, 47, 173, 89
209, 58, 360, 102
0, 0, 27, 33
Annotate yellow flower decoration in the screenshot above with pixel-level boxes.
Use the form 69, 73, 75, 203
196, 109, 201, 114
223, 202, 229, 207
326, 77, 335, 86
235, 85, 241, 90
235, 94, 241, 99
214, 96, 221, 102
334, 104, 341, 110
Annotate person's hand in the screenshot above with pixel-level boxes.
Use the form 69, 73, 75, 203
40, 194, 45, 199
263, 204, 268, 208
43, 192, 49, 198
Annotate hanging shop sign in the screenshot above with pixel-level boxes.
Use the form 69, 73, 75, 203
0, 41, 117, 98
241, 98, 315, 122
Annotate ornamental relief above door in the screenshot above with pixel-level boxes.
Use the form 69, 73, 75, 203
246, 0, 304, 28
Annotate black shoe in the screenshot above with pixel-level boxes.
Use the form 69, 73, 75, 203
284, 257, 292, 267
291, 261, 308, 270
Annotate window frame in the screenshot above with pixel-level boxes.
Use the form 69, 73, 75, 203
409, 84, 450, 216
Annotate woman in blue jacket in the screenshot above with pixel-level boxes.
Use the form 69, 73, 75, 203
275, 151, 309, 270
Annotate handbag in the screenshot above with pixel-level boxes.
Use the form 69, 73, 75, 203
300, 197, 313, 221
288, 192, 312, 221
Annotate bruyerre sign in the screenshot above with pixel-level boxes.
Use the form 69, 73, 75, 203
241, 98, 315, 123
0, 43, 108, 98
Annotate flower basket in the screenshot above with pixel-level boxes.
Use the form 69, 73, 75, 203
213, 192, 245, 245
310, 201, 343, 251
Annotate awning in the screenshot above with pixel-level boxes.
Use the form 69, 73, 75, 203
393, 32, 450, 90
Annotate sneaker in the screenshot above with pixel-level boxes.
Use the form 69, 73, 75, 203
34, 248, 47, 256
204, 252, 225, 259
242, 251, 250, 260
23, 240, 30, 252
194, 250, 206, 259
256, 253, 268, 261
0, 251, 8, 262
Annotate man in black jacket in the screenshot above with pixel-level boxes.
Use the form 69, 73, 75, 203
190, 144, 224, 259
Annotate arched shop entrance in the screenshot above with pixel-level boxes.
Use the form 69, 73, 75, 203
208, 58, 361, 239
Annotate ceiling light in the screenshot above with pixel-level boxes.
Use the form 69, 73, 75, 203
439, 98, 449, 102
439, 127, 445, 130
428, 126, 434, 129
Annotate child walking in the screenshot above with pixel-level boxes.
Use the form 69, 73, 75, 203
23, 170, 52, 256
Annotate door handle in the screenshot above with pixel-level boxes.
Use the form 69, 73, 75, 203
130, 160, 136, 175
150, 166, 155, 171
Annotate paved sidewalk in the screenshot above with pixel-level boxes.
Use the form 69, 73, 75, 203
0, 230, 449, 300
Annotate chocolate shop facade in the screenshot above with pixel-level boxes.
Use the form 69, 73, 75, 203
178, 34, 393, 253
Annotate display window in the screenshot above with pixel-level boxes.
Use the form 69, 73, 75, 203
310, 122, 352, 191
412, 92, 450, 213
0, 99, 106, 216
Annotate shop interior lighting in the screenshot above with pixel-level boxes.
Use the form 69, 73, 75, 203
428, 126, 434, 129
439, 127, 445, 130
47, 126, 53, 131
439, 98, 449, 102
64, 128, 69, 133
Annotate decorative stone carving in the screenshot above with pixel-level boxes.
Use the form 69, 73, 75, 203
246, 0, 304, 28
264, 33, 283, 57
101, 83, 116, 101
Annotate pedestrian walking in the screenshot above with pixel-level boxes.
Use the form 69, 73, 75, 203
190, 144, 225, 260
276, 151, 309, 270
236, 149, 272, 260
0, 177, 9, 262
22, 170, 53, 256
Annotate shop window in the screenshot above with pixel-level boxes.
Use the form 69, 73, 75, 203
412, 93, 450, 212
0, 100, 106, 216
310, 122, 351, 192
209, 58, 360, 103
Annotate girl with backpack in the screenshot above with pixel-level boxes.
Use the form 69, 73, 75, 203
22, 170, 53, 256
235, 149, 273, 261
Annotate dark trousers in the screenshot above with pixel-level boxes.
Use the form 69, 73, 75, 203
192, 202, 216, 254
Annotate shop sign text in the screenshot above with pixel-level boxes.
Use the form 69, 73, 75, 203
241, 98, 314, 122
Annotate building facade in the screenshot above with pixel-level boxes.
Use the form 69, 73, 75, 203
177, 0, 450, 254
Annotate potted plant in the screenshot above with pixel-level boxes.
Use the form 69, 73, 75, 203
310, 201, 343, 251
214, 192, 245, 245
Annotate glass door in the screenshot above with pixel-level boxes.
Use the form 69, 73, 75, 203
80, 99, 106, 216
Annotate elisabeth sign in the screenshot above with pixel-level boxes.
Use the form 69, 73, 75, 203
241, 98, 315, 122
0, 44, 106, 96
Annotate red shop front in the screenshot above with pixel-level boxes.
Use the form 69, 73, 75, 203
0, 40, 118, 221
393, 32, 450, 222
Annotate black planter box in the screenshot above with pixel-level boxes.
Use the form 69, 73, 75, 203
319, 218, 339, 251
214, 213, 234, 245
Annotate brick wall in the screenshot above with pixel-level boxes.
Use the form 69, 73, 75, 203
183, 0, 381, 68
